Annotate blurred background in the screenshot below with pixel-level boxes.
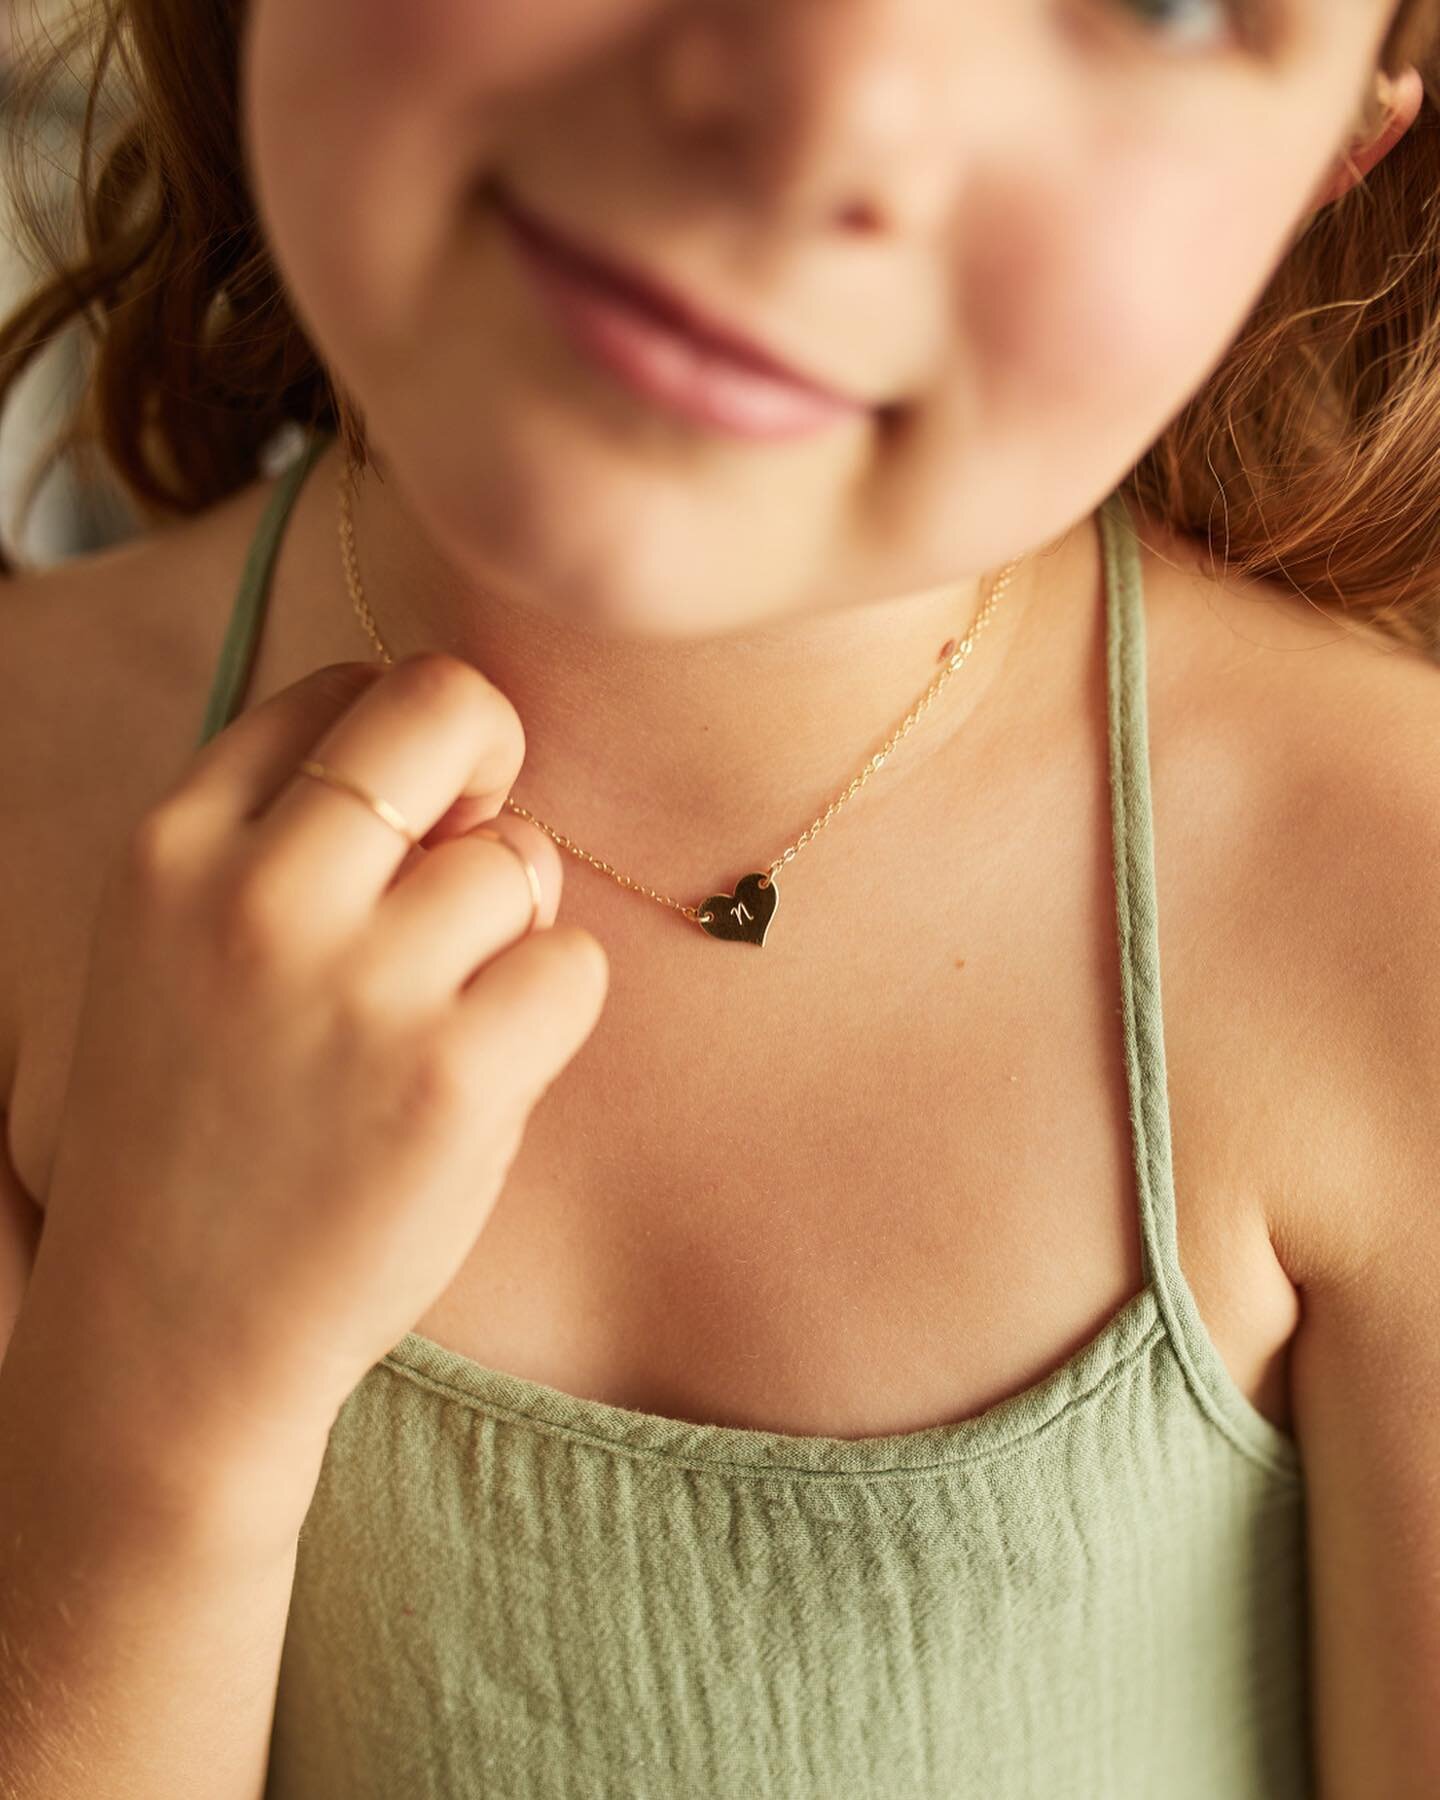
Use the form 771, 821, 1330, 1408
0, 0, 148, 566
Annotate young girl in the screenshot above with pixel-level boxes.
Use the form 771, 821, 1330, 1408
0, 1, 1436, 1795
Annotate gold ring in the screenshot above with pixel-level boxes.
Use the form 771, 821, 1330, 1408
467, 826, 544, 936
295, 758, 418, 846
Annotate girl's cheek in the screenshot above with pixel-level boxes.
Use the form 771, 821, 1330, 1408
340, 0, 667, 97
247, 0, 666, 174
951, 183, 1187, 423
969, 163, 1284, 434
244, 0, 669, 335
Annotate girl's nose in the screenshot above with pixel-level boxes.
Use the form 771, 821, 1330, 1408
651, 1, 1008, 240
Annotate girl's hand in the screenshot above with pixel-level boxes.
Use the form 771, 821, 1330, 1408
26, 653, 609, 1459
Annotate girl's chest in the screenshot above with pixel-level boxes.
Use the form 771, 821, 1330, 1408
3, 745, 1304, 1444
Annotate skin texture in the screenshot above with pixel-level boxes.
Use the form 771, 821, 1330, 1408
0, 5, 1436, 1797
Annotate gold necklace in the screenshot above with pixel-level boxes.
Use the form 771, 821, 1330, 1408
336, 454, 1023, 948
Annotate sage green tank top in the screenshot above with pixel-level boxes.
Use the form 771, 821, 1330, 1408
199, 431, 1312, 1799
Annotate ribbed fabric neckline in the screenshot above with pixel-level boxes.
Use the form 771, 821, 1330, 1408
196, 431, 1303, 1485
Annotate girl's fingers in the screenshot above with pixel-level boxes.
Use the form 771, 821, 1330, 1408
164, 660, 389, 841
166, 653, 531, 933
356, 814, 564, 1011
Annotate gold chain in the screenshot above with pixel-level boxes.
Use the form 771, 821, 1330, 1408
336, 455, 1023, 929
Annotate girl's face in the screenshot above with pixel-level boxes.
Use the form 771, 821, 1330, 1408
241, 0, 1401, 640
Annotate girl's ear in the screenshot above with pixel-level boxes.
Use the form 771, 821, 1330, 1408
1306, 65, 1426, 215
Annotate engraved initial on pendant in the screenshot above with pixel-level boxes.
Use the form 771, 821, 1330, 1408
696, 871, 778, 947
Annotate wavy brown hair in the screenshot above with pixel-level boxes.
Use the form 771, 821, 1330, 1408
0, 1, 1438, 652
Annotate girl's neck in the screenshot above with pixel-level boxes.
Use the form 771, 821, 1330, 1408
255, 438, 1098, 884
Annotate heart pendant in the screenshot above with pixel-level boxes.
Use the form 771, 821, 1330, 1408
696, 872, 778, 947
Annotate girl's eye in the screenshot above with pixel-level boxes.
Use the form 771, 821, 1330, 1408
1114, 0, 1239, 51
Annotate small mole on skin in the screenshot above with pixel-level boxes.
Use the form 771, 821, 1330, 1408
939, 637, 957, 662
954, 957, 965, 969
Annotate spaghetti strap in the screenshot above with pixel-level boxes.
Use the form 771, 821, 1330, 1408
194, 429, 331, 748
1099, 492, 1297, 1472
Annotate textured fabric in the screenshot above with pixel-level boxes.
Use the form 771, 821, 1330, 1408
197, 432, 1313, 1799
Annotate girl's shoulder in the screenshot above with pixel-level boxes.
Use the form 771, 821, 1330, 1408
1133, 512, 1440, 1280
1129, 529, 1440, 1775
1132, 507, 1439, 876
0, 476, 276, 1148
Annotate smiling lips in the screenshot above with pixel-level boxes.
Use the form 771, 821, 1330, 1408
490, 181, 871, 442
